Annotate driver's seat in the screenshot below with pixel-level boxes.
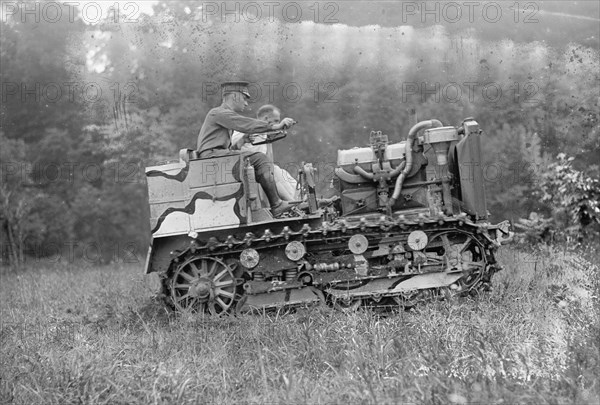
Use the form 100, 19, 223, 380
179, 148, 199, 162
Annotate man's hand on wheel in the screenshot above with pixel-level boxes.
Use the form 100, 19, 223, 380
243, 133, 257, 143
272, 118, 296, 130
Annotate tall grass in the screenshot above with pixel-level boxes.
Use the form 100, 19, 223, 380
1, 246, 598, 404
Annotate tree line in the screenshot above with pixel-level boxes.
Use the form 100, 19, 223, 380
1, 1, 598, 266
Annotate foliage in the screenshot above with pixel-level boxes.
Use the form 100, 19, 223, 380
1, 1, 599, 264
0, 132, 48, 265
514, 212, 557, 246
536, 154, 600, 240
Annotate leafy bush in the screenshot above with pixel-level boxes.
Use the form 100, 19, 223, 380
517, 154, 600, 245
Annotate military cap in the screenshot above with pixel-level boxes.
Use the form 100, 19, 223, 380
221, 81, 251, 98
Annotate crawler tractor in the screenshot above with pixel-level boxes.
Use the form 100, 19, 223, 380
144, 118, 512, 314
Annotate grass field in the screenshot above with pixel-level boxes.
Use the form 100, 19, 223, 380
1, 246, 598, 404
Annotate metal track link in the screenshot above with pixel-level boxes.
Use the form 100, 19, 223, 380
160, 212, 501, 314
177, 212, 501, 258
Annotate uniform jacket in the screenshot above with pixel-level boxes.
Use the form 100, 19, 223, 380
197, 105, 272, 152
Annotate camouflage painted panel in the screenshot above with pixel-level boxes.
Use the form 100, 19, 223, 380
188, 155, 240, 187
146, 155, 246, 237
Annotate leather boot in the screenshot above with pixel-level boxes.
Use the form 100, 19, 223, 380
258, 177, 282, 207
271, 201, 293, 217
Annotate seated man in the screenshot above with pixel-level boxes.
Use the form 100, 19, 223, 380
231, 104, 299, 201
197, 81, 295, 217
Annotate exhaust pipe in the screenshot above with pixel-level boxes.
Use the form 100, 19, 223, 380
388, 119, 442, 207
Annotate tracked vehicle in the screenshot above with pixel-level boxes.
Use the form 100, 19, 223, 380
144, 118, 512, 314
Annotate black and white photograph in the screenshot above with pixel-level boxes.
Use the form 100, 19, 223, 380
1, 1, 599, 403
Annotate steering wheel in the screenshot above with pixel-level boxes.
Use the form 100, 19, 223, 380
250, 129, 288, 145
250, 121, 297, 145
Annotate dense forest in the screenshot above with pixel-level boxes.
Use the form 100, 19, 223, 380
1, 1, 599, 265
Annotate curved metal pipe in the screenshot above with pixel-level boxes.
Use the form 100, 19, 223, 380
389, 119, 443, 206
335, 167, 364, 183
388, 160, 406, 178
353, 165, 374, 180
353, 154, 407, 181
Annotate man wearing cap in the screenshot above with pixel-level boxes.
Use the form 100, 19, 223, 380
197, 81, 296, 217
